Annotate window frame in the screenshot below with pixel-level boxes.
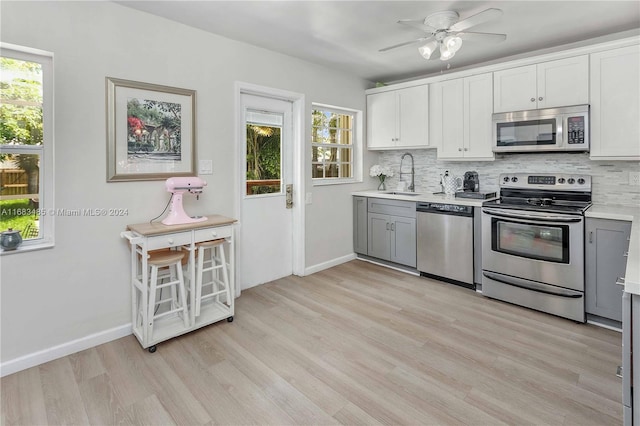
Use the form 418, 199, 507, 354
311, 103, 362, 186
0, 43, 54, 253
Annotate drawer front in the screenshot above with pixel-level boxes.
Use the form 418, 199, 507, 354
194, 225, 233, 243
368, 198, 416, 218
146, 231, 192, 250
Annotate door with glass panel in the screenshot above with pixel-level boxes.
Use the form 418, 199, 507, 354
240, 93, 293, 289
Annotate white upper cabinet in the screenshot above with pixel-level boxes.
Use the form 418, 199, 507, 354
590, 45, 640, 160
367, 85, 429, 150
431, 73, 494, 160
493, 64, 537, 113
493, 55, 589, 112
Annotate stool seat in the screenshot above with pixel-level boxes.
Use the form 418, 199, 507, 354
148, 251, 186, 267
196, 239, 225, 249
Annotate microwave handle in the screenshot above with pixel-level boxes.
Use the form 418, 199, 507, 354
482, 208, 583, 223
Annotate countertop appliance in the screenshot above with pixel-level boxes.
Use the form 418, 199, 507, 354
417, 202, 475, 289
463, 171, 479, 192
481, 173, 592, 322
162, 176, 208, 225
492, 105, 589, 153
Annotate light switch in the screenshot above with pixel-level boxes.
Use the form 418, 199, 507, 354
199, 160, 213, 175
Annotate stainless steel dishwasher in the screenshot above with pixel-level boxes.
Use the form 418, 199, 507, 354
417, 202, 475, 289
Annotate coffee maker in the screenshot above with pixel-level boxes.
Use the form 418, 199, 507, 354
463, 171, 479, 192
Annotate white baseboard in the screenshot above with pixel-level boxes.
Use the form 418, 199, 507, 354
1, 324, 132, 377
356, 256, 420, 276
304, 253, 356, 276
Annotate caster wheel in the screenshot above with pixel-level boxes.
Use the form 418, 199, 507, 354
227, 316, 234, 322
148, 345, 157, 353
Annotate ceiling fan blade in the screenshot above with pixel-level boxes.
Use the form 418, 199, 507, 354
458, 32, 507, 43
379, 37, 430, 52
449, 8, 503, 32
398, 19, 437, 34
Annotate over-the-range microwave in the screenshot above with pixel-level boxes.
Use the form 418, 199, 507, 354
492, 104, 589, 153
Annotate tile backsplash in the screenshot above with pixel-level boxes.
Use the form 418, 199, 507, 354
376, 150, 640, 208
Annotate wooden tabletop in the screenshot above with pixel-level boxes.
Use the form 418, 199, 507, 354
127, 214, 237, 236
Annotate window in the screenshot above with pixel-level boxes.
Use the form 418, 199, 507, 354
245, 109, 283, 196
0, 45, 53, 251
311, 104, 361, 185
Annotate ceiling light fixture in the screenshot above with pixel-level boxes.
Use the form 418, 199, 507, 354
439, 42, 455, 61
444, 35, 462, 53
417, 40, 438, 59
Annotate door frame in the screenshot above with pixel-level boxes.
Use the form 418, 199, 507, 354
234, 81, 306, 295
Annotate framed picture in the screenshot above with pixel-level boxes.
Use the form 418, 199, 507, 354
106, 77, 196, 181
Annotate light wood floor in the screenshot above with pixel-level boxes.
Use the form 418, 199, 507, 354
2, 260, 623, 425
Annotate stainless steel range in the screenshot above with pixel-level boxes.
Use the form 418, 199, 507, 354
481, 173, 592, 322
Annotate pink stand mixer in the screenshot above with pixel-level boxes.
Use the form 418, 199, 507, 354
161, 176, 208, 225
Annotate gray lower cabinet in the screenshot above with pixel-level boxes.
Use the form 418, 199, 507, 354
366, 198, 416, 268
622, 292, 639, 425
353, 196, 368, 255
585, 218, 632, 322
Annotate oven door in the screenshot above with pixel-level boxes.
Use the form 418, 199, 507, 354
482, 207, 584, 291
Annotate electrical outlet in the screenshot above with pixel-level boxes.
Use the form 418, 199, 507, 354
630, 171, 640, 186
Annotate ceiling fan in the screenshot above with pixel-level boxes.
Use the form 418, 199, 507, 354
380, 8, 507, 61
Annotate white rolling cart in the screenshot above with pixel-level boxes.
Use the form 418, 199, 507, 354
121, 215, 237, 352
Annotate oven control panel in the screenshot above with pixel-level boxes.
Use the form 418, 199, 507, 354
499, 173, 591, 191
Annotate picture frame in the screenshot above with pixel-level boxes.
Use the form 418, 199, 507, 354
106, 77, 196, 181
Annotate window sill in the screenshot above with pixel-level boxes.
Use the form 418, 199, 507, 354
312, 178, 362, 186
0, 241, 54, 255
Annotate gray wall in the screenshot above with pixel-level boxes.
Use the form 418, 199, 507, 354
0, 1, 375, 365
378, 150, 640, 208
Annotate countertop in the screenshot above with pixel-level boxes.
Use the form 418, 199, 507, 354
127, 214, 237, 237
352, 190, 496, 207
586, 205, 640, 296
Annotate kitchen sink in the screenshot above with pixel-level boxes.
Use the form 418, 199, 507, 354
382, 191, 421, 196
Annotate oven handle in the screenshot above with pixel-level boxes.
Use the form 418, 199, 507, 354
482, 208, 583, 223
483, 271, 583, 298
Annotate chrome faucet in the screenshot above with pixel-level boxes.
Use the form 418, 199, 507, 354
400, 152, 415, 192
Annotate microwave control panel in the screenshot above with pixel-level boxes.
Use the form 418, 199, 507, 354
567, 116, 585, 145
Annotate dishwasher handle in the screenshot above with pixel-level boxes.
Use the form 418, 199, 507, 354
417, 203, 473, 217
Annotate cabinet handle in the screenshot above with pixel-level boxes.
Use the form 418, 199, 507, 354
391, 223, 395, 231
617, 366, 623, 379
458, 148, 462, 152
464, 148, 468, 151
589, 231, 593, 243
623, 251, 629, 257
530, 97, 535, 102
538, 97, 543, 101
168, 238, 174, 245
616, 277, 626, 286
386, 222, 390, 230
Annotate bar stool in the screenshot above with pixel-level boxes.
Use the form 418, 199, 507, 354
194, 239, 231, 317
147, 250, 189, 340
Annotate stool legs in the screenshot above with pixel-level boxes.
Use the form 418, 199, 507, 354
147, 258, 189, 339
195, 240, 231, 317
